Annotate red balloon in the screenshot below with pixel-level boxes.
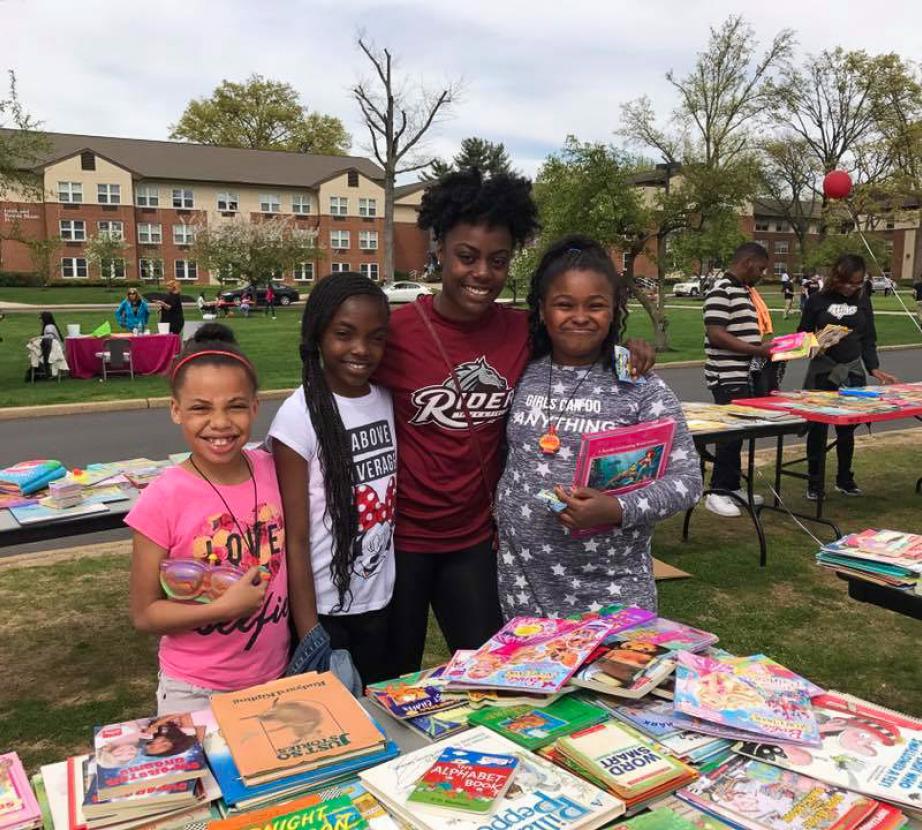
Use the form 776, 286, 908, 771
823, 170, 853, 200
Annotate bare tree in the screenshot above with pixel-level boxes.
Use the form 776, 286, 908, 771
352, 37, 459, 279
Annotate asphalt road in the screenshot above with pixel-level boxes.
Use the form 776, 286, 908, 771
2, 347, 920, 557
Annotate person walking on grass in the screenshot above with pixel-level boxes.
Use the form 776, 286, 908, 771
702, 242, 774, 518
265, 283, 277, 319
782, 270, 795, 319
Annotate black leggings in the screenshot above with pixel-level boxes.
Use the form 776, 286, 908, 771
805, 372, 861, 489
320, 605, 392, 686
387, 538, 502, 676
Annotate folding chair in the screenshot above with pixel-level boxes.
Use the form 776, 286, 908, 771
95, 338, 134, 381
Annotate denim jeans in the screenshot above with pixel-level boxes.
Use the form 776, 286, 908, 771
285, 622, 363, 695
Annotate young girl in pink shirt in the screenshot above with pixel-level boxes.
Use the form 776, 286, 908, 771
128, 324, 297, 714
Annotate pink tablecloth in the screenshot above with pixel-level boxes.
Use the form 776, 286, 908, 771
65, 334, 180, 380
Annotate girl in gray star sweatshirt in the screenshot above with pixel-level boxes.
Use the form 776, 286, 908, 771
496, 236, 702, 618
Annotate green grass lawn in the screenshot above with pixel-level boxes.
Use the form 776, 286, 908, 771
1, 301, 920, 409
1, 433, 919, 772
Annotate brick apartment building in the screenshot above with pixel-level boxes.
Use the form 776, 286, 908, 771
0, 131, 432, 285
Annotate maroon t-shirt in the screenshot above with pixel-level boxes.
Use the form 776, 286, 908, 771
374, 296, 530, 553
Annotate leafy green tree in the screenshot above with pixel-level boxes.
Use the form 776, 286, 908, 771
191, 217, 322, 287
23, 235, 62, 288
170, 75, 351, 155
804, 232, 890, 274
528, 137, 674, 349
84, 233, 129, 290
425, 137, 514, 180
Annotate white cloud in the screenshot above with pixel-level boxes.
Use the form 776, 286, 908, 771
2, 0, 920, 181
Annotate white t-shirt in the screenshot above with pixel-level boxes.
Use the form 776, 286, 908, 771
268, 384, 396, 615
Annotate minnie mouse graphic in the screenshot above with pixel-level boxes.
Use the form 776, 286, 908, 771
352, 478, 396, 580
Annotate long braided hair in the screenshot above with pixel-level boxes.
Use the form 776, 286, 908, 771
299, 273, 390, 612
526, 234, 630, 371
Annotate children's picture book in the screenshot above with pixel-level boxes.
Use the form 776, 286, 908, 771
612, 618, 719, 652
673, 652, 820, 747
572, 419, 676, 536
93, 716, 208, 797
468, 696, 610, 751
677, 756, 879, 830
9, 501, 109, 527
406, 746, 519, 816
769, 326, 850, 363
0, 753, 41, 830
405, 704, 476, 742
209, 672, 385, 785
597, 640, 674, 682
205, 792, 367, 830
555, 720, 697, 806
571, 652, 677, 700
734, 692, 922, 811
359, 726, 625, 830
826, 529, 922, 573
568, 604, 658, 637
366, 667, 463, 720
612, 802, 737, 830
308, 781, 400, 830
447, 616, 612, 694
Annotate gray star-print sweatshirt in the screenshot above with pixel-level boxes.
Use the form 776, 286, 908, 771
496, 355, 703, 618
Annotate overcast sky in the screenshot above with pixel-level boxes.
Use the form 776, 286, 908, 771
3, 0, 921, 179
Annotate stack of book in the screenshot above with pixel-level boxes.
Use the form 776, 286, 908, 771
360, 726, 625, 829
35, 714, 221, 830
817, 529, 922, 594
769, 325, 850, 362
0, 753, 42, 830
547, 720, 698, 813
205, 671, 398, 813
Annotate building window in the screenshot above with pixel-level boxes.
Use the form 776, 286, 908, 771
331, 262, 350, 273
754, 219, 770, 232
97, 220, 124, 240
774, 240, 789, 255
99, 258, 126, 280
359, 230, 378, 250
173, 224, 195, 245
58, 181, 83, 203
360, 263, 379, 281
59, 219, 86, 241
137, 223, 162, 244
330, 230, 350, 249
97, 183, 121, 205
755, 239, 769, 250
330, 196, 347, 217
80, 151, 96, 171
172, 188, 194, 209
136, 185, 159, 207
621, 252, 631, 270
217, 191, 239, 212
259, 193, 281, 213
773, 221, 788, 232
61, 257, 88, 278
293, 262, 315, 282
358, 197, 377, 218
886, 220, 895, 230
291, 194, 311, 215
175, 260, 198, 281
139, 258, 164, 281
347, 171, 359, 187
773, 261, 786, 277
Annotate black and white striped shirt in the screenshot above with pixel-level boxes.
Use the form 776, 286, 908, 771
704, 274, 761, 387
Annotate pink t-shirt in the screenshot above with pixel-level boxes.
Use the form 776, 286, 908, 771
125, 449, 290, 690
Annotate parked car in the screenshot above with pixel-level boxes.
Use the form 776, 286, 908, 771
869, 275, 896, 296
218, 282, 300, 306
382, 281, 433, 303
673, 277, 703, 297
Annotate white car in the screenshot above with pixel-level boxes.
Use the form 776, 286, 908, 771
673, 278, 703, 297
869, 276, 895, 296
382, 281, 433, 303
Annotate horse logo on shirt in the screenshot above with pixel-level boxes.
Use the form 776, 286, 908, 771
409, 357, 513, 430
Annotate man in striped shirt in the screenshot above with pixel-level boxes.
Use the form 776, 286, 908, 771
703, 242, 773, 517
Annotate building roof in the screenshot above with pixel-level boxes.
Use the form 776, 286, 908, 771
752, 197, 823, 220
394, 181, 429, 200
6, 129, 385, 188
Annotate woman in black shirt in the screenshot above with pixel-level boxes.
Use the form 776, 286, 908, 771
798, 254, 897, 498
156, 280, 185, 335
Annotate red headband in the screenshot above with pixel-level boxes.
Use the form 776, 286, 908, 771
170, 349, 255, 381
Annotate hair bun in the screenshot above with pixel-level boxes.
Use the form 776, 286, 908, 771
193, 322, 237, 344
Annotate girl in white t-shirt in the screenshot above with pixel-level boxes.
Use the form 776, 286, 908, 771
269, 273, 396, 685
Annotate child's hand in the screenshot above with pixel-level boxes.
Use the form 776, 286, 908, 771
553, 485, 623, 530
624, 338, 656, 377
213, 566, 267, 620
